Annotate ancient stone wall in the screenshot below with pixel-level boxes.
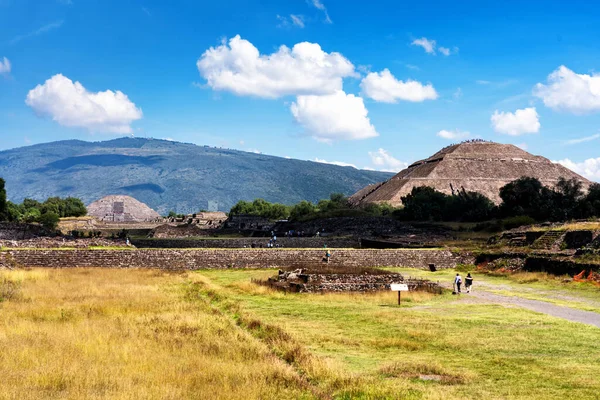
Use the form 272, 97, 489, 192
476, 251, 600, 275
0, 249, 472, 270
131, 237, 359, 249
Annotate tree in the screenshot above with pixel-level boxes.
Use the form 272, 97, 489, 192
581, 183, 600, 218
38, 212, 60, 231
61, 197, 87, 217
447, 190, 495, 222
551, 178, 585, 220
265, 203, 290, 220
41, 197, 87, 217
229, 199, 289, 220
399, 186, 449, 221
0, 178, 6, 221
289, 200, 317, 221
22, 198, 41, 212
22, 208, 41, 224
499, 177, 553, 221
5, 202, 22, 222
361, 202, 396, 216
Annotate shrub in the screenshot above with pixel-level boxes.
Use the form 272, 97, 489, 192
473, 221, 504, 232
38, 212, 60, 231
502, 215, 536, 230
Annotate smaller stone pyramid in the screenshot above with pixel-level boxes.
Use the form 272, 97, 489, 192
87, 195, 161, 222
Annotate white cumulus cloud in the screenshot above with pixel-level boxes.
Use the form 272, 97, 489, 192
412, 37, 436, 54
360, 69, 438, 103
534, 66, 600, 114
291, 90, 378, 142
313, 158, 357, 168
25, 74, 142, 133
437, 129, 470, 140
197, 35, 355, 99
556, 158, 600, 181
491, 107, 540, 136
368, 148, 408, 172
0, 57, 10, 75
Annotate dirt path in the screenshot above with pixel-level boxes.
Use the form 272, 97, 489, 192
476, 281, 600, 308
457, 285, 600, 328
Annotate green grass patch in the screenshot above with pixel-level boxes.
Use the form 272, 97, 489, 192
194, 268, 600, 399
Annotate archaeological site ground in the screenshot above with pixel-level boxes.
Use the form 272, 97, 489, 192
4, 1, 600, 398
2, 142, 600, 400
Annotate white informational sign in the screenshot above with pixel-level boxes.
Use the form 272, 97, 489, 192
390, 283, 409, 292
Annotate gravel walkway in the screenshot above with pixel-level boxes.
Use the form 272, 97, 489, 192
464, 288, 600, 328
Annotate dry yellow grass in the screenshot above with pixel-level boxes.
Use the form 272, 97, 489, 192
3, 267, 600, 399
0, 268, 313, 400
529, 221, 600, 232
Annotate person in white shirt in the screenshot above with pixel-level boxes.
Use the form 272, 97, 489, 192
454, 273, 462, 293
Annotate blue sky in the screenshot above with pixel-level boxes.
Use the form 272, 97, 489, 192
1, 0, 600, 180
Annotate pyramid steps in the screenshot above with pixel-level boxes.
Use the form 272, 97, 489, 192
508, 236, 528, 247
349, 141, 592, 207
531, 231, 565, 250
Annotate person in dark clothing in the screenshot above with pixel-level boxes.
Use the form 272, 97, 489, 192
465, 273, 473, 293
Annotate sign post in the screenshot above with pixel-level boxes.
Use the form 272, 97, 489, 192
390, 283, 409, 305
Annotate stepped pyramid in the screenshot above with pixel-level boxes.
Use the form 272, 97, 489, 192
349, 141, 591, 206
87, 195, 161, 222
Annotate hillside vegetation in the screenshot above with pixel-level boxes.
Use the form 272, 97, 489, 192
0, 138, 392, 214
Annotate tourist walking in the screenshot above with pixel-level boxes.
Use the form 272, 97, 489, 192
323, 245, 331, 263
454, 273, 462, 293
465, 273, 473, 293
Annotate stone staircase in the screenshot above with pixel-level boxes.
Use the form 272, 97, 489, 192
531, 230, 565, 250
508, 236, 528, 247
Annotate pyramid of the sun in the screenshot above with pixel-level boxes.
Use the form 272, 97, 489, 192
349, 141, 592, 206
87, 195, 161, 222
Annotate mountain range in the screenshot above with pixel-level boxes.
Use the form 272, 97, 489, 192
0, 138, 393, 214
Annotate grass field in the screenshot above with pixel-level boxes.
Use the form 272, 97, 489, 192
1, 268, 600, 399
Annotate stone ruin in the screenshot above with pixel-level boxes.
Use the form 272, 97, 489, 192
0, 222, 50, 240
257, 267, 443, 294
224, 214, 275, 231
164, 211, 227, 228
87, 195, 161, 222
350, 140, 592, 206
